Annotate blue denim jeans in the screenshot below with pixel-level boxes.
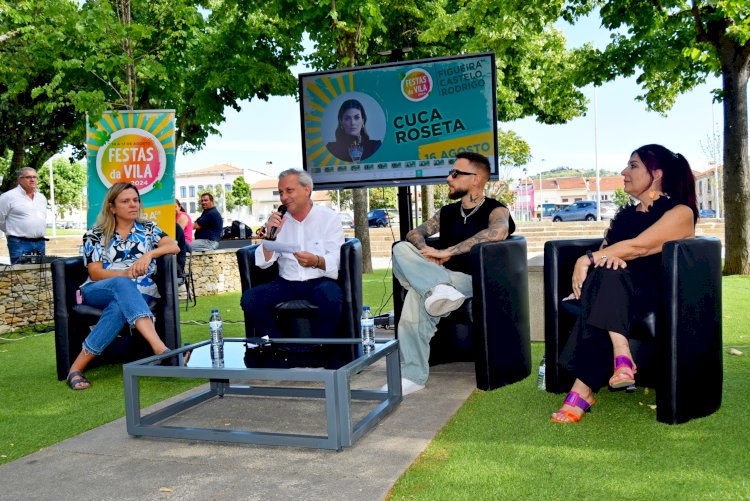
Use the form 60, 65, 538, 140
7, 236, 45, 264
392, 241, 474, 385
80, 276, 155, 356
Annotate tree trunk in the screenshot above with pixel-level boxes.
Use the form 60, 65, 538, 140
2, 140, 27, 191
421, 185, 435, 222
353, 188, 372, 273
720, 43, 750, 275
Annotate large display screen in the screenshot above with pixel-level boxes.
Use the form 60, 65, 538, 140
299, 53, 497, 190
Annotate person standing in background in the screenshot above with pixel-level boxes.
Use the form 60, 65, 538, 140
0, 167, 48, 264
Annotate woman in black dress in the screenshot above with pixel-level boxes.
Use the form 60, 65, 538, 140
326, 99, 381, 162
551, 144, 698, 423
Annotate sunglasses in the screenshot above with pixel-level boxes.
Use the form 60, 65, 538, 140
449, 169, 477, 178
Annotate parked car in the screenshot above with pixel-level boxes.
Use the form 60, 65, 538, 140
367, 208, 399, 227
552, 201, 618, 222
338, 212, 354, 228
699, 209, 717, 218
539, 203, 567, 221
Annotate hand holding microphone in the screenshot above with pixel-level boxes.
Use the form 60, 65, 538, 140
266, 205, 287, 240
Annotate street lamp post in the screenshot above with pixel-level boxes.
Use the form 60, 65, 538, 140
522, 167, 528, 221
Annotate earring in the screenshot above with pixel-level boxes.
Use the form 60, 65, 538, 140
649, 190, 657, 200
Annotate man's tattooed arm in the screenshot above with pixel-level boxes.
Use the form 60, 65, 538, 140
444, 207, 511, 256
406, 211, 440, 249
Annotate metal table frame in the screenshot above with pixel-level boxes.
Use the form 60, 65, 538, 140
123, 338, 401, 450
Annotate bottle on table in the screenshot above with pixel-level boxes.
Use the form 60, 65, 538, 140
209, 309, 224, 367
361, 306, 375, 353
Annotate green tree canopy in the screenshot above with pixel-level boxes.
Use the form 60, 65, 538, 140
36, 157, 87, 216
565, 0, 750, 274
0, 0, 302, 189
229, 176, 253, 212
613, 187, 632, 208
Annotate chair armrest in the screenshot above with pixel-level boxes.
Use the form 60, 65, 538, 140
543, 239, 603, 393
52, 257, 87, 380
155, 254, 181, 350
471, 236, 531, 389
339, 238, 363, 338
658, 237, 722, 423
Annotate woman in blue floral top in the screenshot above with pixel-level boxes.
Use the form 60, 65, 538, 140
66, 183, 180, 390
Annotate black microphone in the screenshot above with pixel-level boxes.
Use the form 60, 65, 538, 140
267, 205, 287, 240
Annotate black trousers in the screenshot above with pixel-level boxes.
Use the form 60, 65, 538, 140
559, 266, 660, 391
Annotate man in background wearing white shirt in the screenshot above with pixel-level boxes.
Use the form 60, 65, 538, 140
0, 168, 48, 264
240, 169, 344, 339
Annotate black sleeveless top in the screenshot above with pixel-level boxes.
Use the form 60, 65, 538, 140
604, 195, 695, 285
438, 198, 515, 274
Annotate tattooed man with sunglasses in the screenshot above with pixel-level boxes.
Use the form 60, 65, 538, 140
385, 152, 515, 395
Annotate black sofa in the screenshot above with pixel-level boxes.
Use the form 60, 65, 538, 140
393, 236, 532, 391
52, 254, 182, 381
236, 238, 363, 362
543, 237, 723, 424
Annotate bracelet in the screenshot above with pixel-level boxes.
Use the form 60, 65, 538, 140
586, 250, 596, 266
316, 256, 321, 269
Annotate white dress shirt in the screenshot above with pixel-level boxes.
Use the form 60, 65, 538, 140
255, 204, 344, 281
0, 185, 47, 238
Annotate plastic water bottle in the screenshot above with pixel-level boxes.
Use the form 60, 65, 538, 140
361, 306, 375, 353
537, 354, 546, 390
209, 309, 224, 367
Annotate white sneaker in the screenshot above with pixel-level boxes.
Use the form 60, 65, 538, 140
380, 378, 425, 396
424, 284, 465, 317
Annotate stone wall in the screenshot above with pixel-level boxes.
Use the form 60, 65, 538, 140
189, 249, 241, 296
0, 221, 729, 333
0, 264, 54, 334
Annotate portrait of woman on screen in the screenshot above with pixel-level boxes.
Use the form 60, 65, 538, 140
326, 99, 382, 162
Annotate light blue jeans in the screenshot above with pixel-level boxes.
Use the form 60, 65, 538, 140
80, 276, 155, 356
190, 239, 219, 251
392, 242, 473, 385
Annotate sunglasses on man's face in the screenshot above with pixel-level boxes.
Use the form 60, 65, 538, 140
449, 169, 476, 178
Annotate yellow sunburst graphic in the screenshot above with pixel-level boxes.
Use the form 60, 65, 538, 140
303, 73, 356, 167
86, 111, 176, 158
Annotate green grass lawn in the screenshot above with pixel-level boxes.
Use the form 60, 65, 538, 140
1, 271, 748, 500
0, 268, 393, 465
389, 275, 750, 500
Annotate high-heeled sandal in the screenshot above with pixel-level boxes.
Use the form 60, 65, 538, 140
609, 355, 637, 389
550, 391, 596, 424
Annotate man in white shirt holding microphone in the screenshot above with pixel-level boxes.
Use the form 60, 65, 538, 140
240, 169, 344, 339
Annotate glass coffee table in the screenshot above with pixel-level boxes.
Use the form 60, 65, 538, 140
123, 337, 401, 450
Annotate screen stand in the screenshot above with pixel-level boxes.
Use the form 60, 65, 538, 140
397, 186, 413, 241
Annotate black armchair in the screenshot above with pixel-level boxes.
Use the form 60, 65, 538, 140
52, 255, 182, 381
393, 236, 531, 391
236, 238, 363, 350
544, 237, 722, 424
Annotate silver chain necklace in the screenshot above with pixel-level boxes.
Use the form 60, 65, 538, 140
460, 196, 486, 224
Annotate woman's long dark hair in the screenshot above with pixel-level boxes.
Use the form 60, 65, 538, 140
334, 99, 371, 144
633, 144, 698, 218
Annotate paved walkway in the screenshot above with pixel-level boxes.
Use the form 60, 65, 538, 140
0, 329, 476, 501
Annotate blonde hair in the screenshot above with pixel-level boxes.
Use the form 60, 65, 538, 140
94, 183, 145, 247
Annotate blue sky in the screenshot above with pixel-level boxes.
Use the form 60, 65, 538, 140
176, 14, 730, 178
